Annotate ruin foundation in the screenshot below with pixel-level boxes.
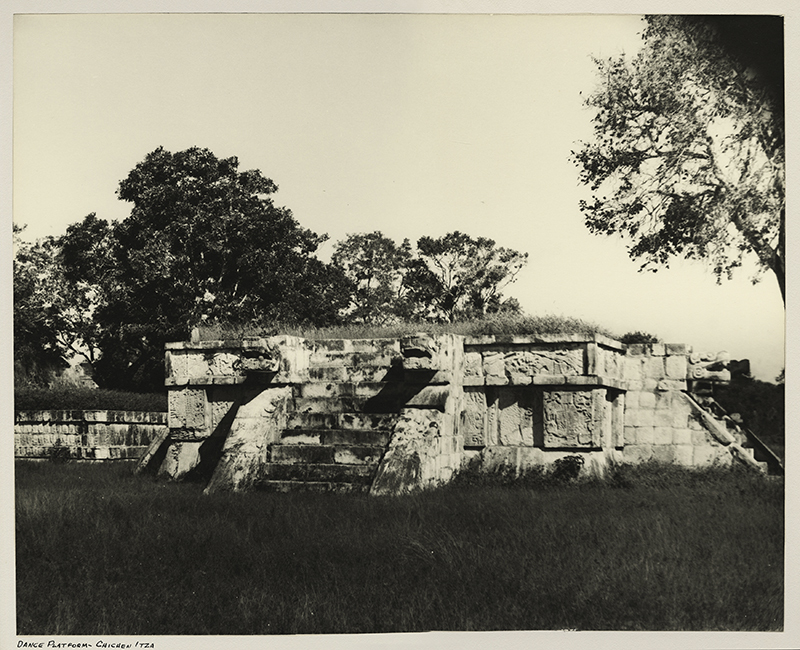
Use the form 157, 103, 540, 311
137, 333, 775, 494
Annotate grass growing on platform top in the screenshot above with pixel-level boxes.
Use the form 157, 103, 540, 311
16, 460, 783, 634
196, 313, 619, 342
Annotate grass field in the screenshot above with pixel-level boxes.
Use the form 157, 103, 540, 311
15, 460, 783, 634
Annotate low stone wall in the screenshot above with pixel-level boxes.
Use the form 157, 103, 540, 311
15, 410, 167, 461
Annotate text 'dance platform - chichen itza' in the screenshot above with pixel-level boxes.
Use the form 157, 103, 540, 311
136, 333, 783, 494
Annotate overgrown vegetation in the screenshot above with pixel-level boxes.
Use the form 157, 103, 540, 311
196, 313, 617, 342
619, 331, 661, 344
14, 386, 166, 412
16, 460, 783, 634
449, 455, 589, 490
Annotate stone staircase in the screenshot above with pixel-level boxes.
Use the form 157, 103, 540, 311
258, 422, 392, 493
257, 340, 405, 493
731, 427, 781, 475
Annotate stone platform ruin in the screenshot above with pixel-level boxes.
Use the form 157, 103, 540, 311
136, 332, 782, 494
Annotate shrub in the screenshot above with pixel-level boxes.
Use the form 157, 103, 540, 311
619, 331, 661, 344
450, 454, 590, 489
550, 455, 585, 483
47, 444, 71, 464
448, 457, 549, 490
448, 457, 779, 495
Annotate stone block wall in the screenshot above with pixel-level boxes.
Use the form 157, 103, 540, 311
203, 385, 293, 491
620, 344, 751, 468
158, 336, 310, 475
14, 410, 167, 461
371, 405, 463, 496
152, 334, 467, 492
15, 334, 764, 483
370, 334, 465, 494
462, 333, 625, 386
460, 334, 626, 476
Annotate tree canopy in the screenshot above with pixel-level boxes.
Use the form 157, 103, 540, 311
58, 147, 350, 390
572, 15, 785, 302
13, 224, 104, 387
333, 231, 527, 324
412, 232, 528, 322
14, 228, 68, 386
16, 146, 530, 390
332, 232, 412, 324
112, 147, 349, 327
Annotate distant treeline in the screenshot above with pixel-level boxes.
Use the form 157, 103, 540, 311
14, 147, 528, 392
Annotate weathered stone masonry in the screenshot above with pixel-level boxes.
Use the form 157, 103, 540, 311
135, 332, 777, 495
15, 410, 167, 461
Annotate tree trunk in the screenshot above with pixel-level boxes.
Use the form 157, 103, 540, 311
779, 209, 785, 305
772, 254, 785, 305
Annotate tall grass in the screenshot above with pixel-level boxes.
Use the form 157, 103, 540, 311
14, 387, 167, 412
196, 313, 618, 342
16, 460, 783, 634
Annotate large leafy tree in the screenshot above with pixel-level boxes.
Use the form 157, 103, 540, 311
572, 15, 785, 302
14, 228, 65, 386
331, 230, 527, 324
410, 232, 527, 323
332, 232, 412, 324
13, 225, 103, 386
61, 147, 350, 390
114, 146, 349, 326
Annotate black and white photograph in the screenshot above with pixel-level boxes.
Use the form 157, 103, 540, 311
4, 2, 796, 648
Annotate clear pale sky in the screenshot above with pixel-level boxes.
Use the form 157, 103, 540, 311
11, 11, 787, 381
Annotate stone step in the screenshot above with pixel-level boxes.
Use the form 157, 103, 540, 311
309, 350, 401, 367
285, 411, 398, 431
293, 396, 377, 414
292, 386, 449, 414
262, 462, 376, 484
310, 338, 401, 354
256, 480, 370, 494
296, 380, 447, 400
307, 365, 399, 383
281, 428, 391, 447
295, 381, 395, 400
270, 443, 385, 465
305, 365, 445, 384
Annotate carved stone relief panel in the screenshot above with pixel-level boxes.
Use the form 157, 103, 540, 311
496, 387, 542, 446
462, 388, 488, 447
543, 389, 605, 448
477, 387, 543, 447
